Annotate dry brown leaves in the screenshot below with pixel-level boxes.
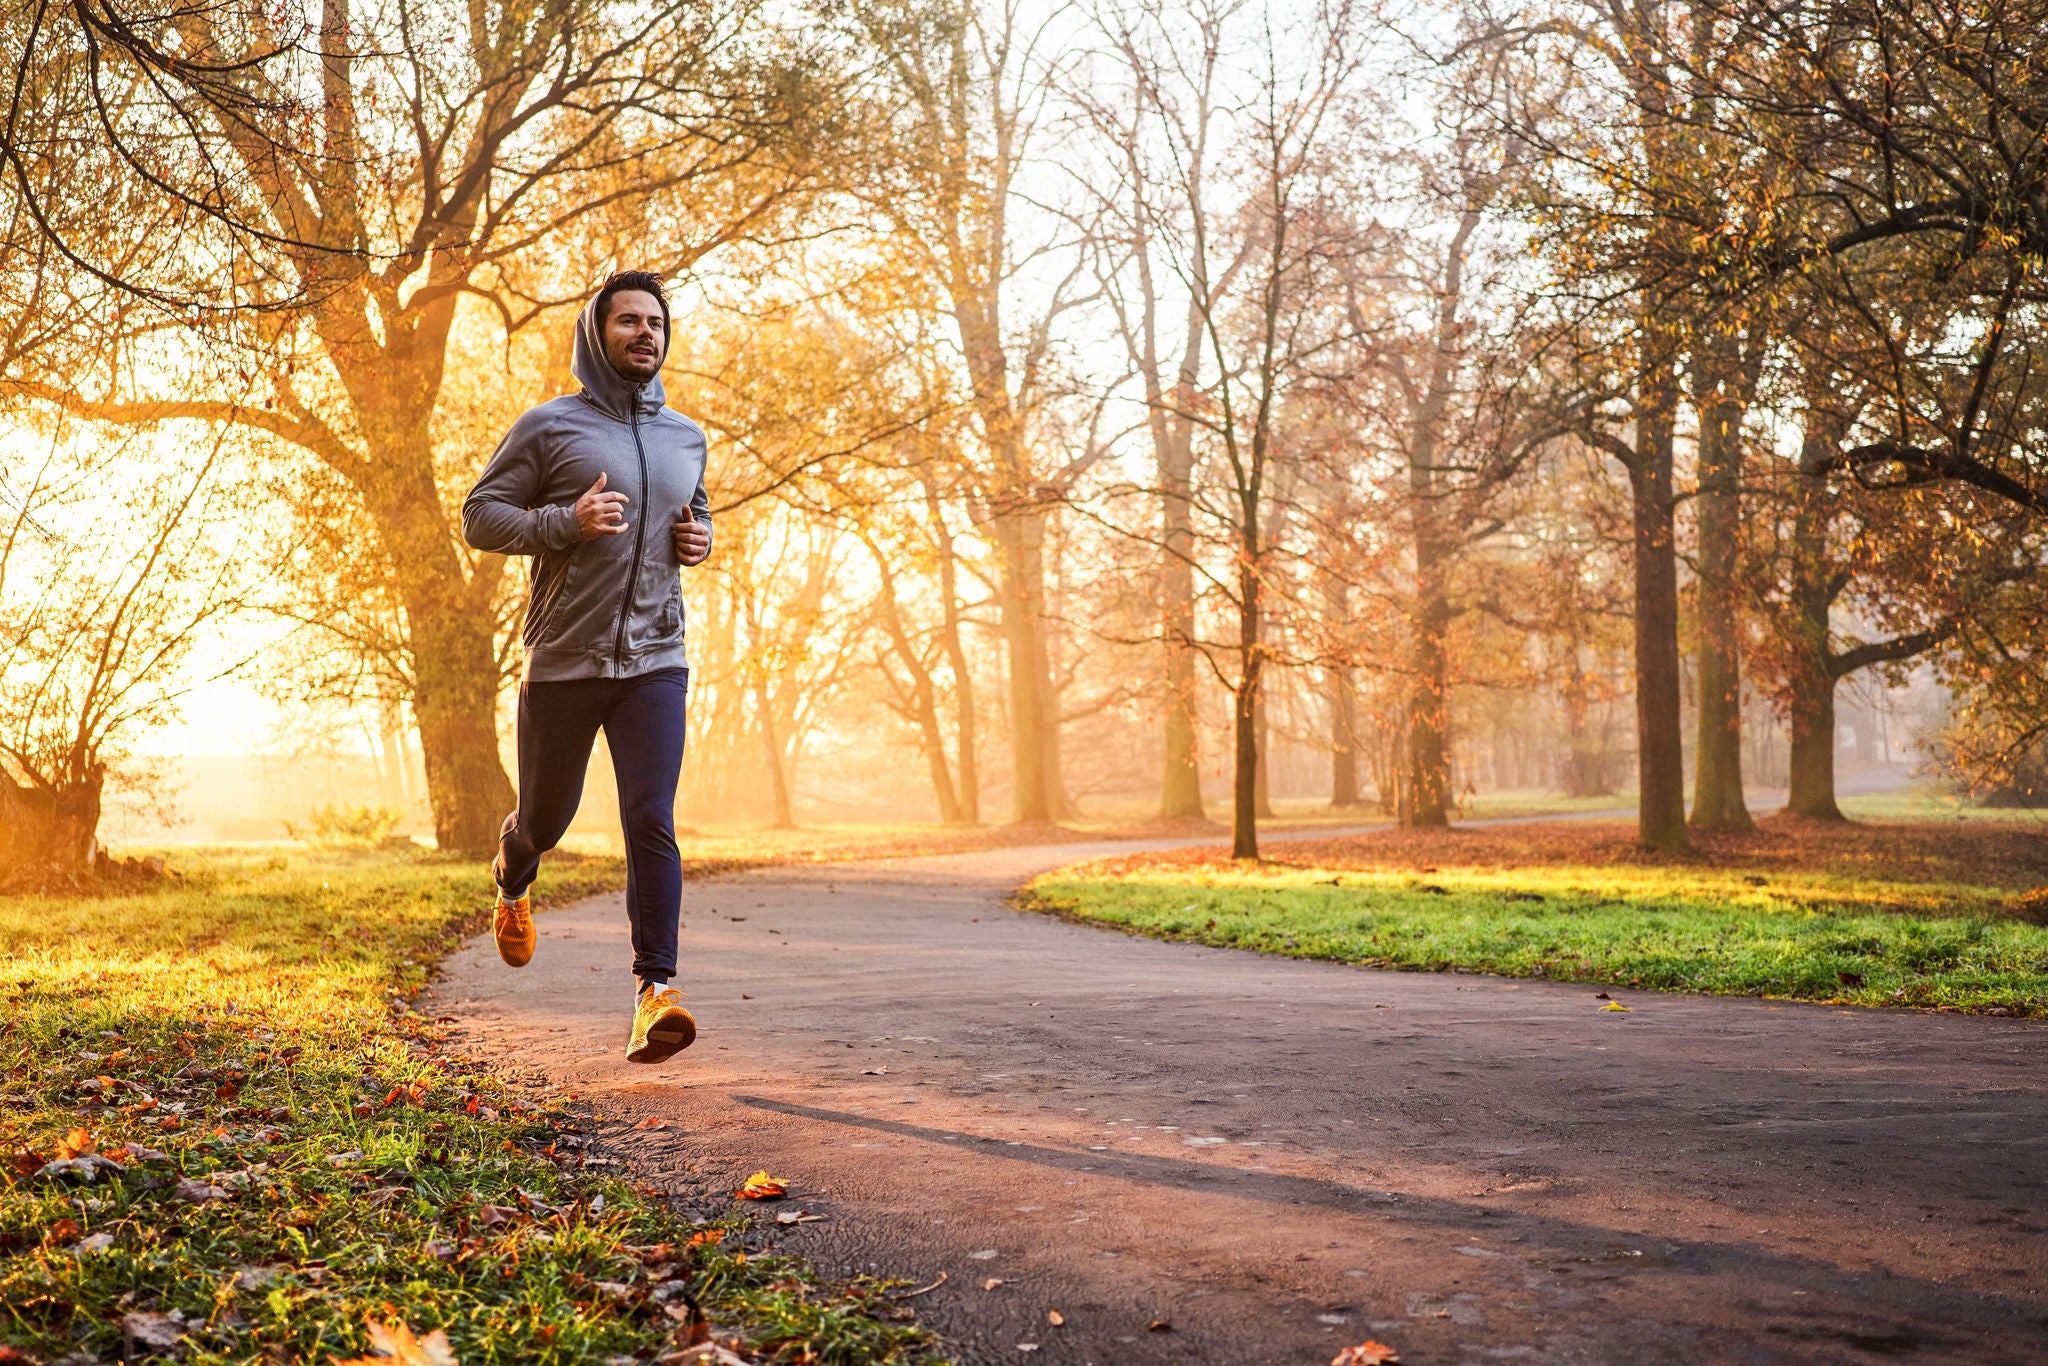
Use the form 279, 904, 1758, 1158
1331, 1343, 1400, 1365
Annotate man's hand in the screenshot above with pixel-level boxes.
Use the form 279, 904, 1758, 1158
674, 507, 710, 566
575, 473, 629, 539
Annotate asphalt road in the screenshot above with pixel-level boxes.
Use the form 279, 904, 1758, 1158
431, 836, 2048, 1365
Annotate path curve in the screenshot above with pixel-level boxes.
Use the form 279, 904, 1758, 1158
431, 834, 2048, 1365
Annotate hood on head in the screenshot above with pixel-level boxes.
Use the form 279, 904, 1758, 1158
572, 292, 669, 422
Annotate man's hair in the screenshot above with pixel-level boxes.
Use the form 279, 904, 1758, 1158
593, 270, 669, 330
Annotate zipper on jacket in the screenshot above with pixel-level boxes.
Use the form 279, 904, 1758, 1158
612, 400, 651, 667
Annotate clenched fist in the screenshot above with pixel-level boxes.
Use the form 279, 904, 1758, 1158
674, 506, 710, 566
575, 472, 630, 539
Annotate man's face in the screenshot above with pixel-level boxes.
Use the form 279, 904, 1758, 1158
600, 289, 665, 384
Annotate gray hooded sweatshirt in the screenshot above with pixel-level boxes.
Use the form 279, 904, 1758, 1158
462, 298, 711, 683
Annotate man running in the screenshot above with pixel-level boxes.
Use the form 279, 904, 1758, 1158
461, 270, 710, 1065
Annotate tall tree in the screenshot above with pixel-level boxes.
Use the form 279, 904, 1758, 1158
3, 0, 831, 852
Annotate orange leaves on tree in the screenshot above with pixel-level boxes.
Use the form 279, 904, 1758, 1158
735, 1170, 787, 1200
331, 1319, 459, 1366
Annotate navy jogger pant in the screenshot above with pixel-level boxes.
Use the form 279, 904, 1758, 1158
493, 667, 688, 982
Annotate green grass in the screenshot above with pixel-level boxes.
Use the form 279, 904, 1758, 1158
0, 848, 928, 1365
1024, 828, 2048, 1016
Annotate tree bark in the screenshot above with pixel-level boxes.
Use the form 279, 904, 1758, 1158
1159, 455, 1204, 817
755, 673, 795, 829
1232, 561, 1263, 860
1629, 349, 1690, 850
1407, 575, 1453, 828
990, 506, 1055, 823
0, 767, 103, 879
1253, 675, 1275, 818
921, 475, 980, 823
1689, 347, 1754, 830
1782, 469, 1845, 819
869, 548, 964, 824
1330, 662, 1360, 808
1785, 668, 1842, 820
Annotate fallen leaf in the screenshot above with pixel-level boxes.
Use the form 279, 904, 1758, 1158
331, 1319, 460, 1366
9, 1147, 45, 1178
0, 1347, 39, 1364
175, 1177, 231, 1204
1047, 1310, 1064, 1326
981, 1277, 1005, 1290
1836, 970, 1864, 987
1017, 1344, 1039, 1353
1147, 1319, 1173, 1332
969, 1249, 999, 1260
1332, 1342, 1401, 1365
123, 1311, 185, 1350
45, 1217, 82, 1242
860, 1067, 888, 1075
735, 1170, 787, 1200
122, 1142, 171, 1163
1601, 1001, 1632, 1013
687, 1229, 726, 1246
37, 1154, 123, 1183
55, 1127, 95, 1159
1593, 992, 1610, 1000
326, 1150, 363, 1166
474, 1203, 521, 1226
72, 1231, 115, 1254
634, 1118, 671, 1131
774, 1208, 824, 1225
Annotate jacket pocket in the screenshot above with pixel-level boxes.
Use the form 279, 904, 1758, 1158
524, 552, 582, 646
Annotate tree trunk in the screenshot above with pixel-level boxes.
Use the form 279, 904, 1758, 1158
0, 768, 103, 880
1690, 362, 1753, 830
1330, 663, 1360, 808
991, 506, 1054, 823
353, 381, 512, 858
870, 551, 964, 825
1785, 667, 1843, 820
1407, 589, 1453, 828
1159, 460, 1204, 817
1253, 682, 1275, 818
755, 675, 795, 829
925, 479, 980, 823
1628, 352, 1690, 850
403, 586, 515, 855
1784, 475, 1846, 820
1035, 555, 1071, 822
1232, 559, 1262, 860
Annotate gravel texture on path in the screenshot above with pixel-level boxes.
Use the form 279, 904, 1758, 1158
430, 836, 2048, 1366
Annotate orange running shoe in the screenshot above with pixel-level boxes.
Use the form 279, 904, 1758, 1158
493, 893, 535, 967
626, 983, 697, 1064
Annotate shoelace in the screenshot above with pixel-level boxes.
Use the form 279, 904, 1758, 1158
643, 987, 682, 1011
497, 899, 531, 930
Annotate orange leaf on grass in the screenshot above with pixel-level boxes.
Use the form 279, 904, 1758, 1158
1332, 1342, 1401, 1365
55, 1128, 95, 1159
735, 1170, 787, 1200
331, 1319, 460, 1366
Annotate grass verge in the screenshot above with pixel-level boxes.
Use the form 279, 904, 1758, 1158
1022, 818, 2048, 1016
0, 847, 928, 1365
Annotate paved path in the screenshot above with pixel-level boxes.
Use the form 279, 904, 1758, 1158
432, 837, 2048, 1365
